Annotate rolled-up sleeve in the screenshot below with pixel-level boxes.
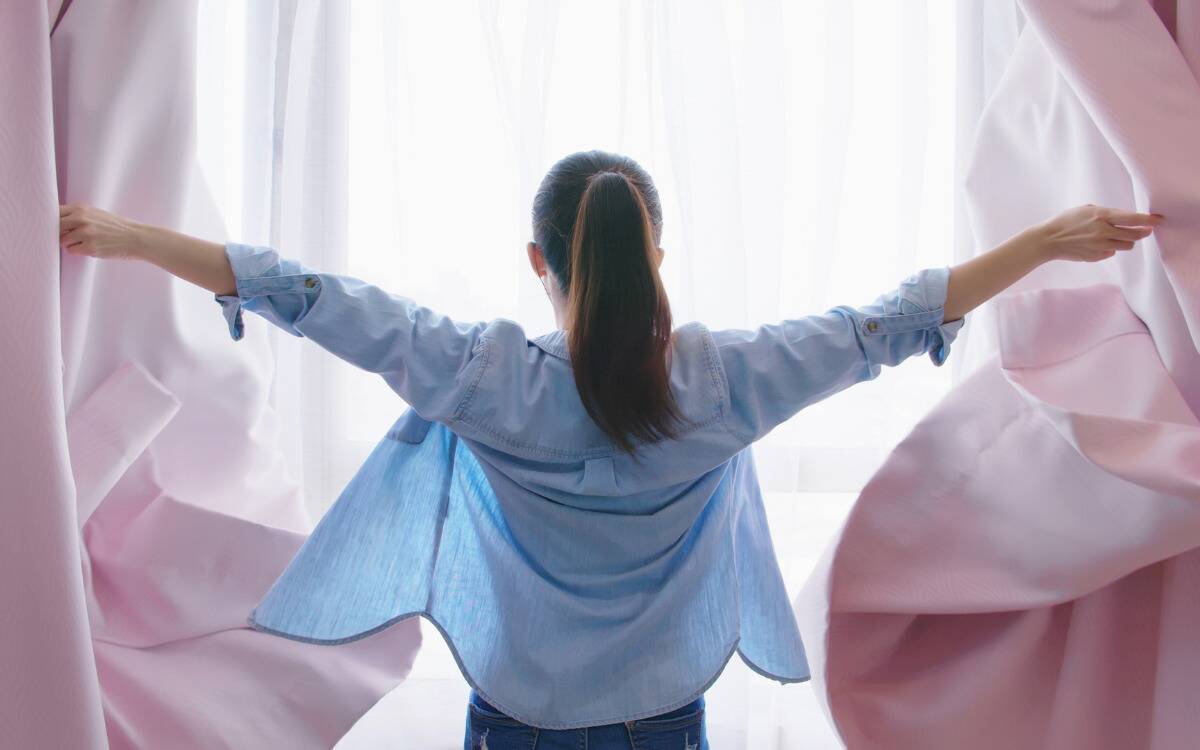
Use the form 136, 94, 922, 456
874, 266, 963, 366
214, 242, 489, 420
215, 243, 321, 341
713, 266, 964, 443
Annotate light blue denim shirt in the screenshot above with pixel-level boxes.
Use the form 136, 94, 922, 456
217, 243, 962, 729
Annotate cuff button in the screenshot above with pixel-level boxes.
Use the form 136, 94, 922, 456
304, 277, 317, 289
865, 321, 879, 333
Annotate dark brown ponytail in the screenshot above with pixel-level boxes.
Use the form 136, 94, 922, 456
531, 151, 679, 452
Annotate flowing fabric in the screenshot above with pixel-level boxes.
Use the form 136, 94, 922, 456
795, 1, 1200, 748
1, 2, 420, 748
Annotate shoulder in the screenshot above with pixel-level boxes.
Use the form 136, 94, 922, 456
478, 317, 527, 342
475, 318, 567, 364
453, 319, 610, 456
670, 321, 725, 380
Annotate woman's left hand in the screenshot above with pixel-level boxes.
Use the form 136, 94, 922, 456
943, 204, 1164, 322
1034, 204, 1162, 263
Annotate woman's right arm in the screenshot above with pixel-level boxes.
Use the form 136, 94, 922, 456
715, 204, 1162, 444
60, 204, 237, 295
59, 204, 489, 422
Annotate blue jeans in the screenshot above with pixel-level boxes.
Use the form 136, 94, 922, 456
463, 690, 707, 750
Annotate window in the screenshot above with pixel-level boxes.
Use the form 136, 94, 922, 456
195, 2, 961, 745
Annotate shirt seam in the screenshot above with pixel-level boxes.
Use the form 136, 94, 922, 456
451, 335, 493, 421
699, 324, 753, 447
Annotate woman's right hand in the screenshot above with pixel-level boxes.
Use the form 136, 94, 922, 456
1034, 204, 1162, 263
59, 204, 150, 260
59, 203, 237, 295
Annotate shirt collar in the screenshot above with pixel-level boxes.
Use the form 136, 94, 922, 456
531, 329, 569, 359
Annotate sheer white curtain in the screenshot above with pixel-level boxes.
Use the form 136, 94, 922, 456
195, 1, 977, 747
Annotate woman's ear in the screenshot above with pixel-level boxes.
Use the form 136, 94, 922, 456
654, 246, 665, 270
527, 241, 548, 278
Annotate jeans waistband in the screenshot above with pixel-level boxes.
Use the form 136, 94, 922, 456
470, 690, 705, 728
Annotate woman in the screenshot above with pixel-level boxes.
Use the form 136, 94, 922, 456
59, 150, 1160, 749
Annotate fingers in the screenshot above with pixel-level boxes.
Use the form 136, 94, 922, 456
1102, 239, 1136, 251
1099, 207, 1164, 226
60, 204, 92, 232
1107, 225, 1153, 242
58, 205, 90, 254
59, 227, 86, 251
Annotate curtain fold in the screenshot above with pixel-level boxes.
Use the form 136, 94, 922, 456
2, 2, 422, 747
796, 1, 1200, 747
0, 1, 107, 743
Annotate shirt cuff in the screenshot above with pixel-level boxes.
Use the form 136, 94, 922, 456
213, 243, 271, 341
908, 266, 962, 366
931, 316, 964, 366
216, 291, 245, 340
860, 265, 962, 367
213, 243, 320, 341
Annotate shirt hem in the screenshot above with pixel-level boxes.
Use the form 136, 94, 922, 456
245, 608, 810, 730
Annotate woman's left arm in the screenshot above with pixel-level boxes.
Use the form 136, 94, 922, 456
711, 203, 1163, 443
943, 205, 1162, 321
59, 204, 488, 421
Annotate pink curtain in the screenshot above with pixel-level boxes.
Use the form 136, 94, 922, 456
796, 1, 1200, 748
1, 2, 420, 748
